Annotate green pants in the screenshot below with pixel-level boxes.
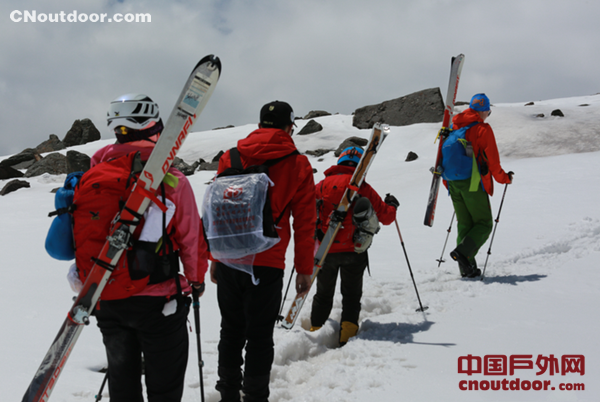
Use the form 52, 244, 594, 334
448, 179, 493, 265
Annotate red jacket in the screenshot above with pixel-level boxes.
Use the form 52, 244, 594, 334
216, 128, 317, 275
316, 165, 397, 253
452, 108, 511, 195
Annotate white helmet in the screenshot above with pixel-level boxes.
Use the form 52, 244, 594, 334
107, 93, 160, 131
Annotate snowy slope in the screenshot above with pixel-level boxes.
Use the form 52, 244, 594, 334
2, 95, 599, 402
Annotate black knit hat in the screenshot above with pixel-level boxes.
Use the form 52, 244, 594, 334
259, 101, 296, 129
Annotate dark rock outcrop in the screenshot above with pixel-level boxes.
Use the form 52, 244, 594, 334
35, 134, 66, 154
0, 150, 42, 170
24, 153, 67, 177
306, 149, 332, 157
405, 151, 419, 162
353, 88, 444, 129
0, 166, 25, 180
1, 179, 30, 196
303, 110, 331, 119
66, 150, 91, 173
297, 120, 323, 135
62, 118, 101, 147
173, 157, 203, 176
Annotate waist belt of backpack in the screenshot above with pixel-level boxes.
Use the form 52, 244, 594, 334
229, 147, 299, 227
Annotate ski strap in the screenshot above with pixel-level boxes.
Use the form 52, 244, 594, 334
134, 184, 168, 213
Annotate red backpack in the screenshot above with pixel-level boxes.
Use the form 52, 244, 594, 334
316, 173, 357, 248
72, 152, 179, 300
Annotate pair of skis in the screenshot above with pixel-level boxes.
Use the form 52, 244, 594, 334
22, 55, 221, 402
424, 54, 465, 227
281, 123, 390, 330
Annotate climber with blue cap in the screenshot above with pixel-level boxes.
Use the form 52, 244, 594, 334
445, 93, 514, 278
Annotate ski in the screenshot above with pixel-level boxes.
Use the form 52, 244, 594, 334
22, 55, 221, 402
281, 123, 389, 330
423, 54, 465, 227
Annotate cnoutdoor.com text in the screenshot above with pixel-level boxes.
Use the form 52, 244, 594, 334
458, 354, 586, 393
10, 10, 151, 23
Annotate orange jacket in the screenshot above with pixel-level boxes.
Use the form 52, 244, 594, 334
452, 108, 511, 195
216, 128, 317, 275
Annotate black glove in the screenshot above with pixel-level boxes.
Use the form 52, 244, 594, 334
385, 193, 399, 208
479, 160, 489, 176
330, 209, 348, 223
508, 171, 515, 183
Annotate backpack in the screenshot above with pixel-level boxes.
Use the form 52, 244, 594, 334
202, 147, 298, 261
316, 173, 376, 252
441, 122, 482, 191
352, 197, 380, 254
45, 171, 83, 261
46, 152, 180, 300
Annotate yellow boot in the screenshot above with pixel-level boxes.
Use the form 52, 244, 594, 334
339, 321, 359, 346
309, 326, 321, 332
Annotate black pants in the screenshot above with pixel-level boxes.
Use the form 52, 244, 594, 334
215, 263, 283, 401
95, 296, 190, 402
310, 251, 368, 327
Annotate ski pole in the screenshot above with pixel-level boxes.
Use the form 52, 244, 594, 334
95, 371, 108, 401
436, 212, 455, 267
481, 183, 509, 280
278, 266, 295, 321
192, 287, 205, 402
394, 218, 428, 312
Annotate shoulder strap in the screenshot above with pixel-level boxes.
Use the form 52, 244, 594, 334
263, 150, 300, 167
222, 148, 300, 227
228, 147, 299, 171
229, 147, 243, 170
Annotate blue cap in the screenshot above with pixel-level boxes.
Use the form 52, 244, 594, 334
470, 93, 490, 112
338, 146, 364, 166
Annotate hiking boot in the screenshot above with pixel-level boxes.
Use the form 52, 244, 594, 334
339, 321, 359, 346
216, 367, 242, 402
242, 374, 270, 402
451, 249, 482, 278
466, 267, 482, 278
450, 249, 472, 277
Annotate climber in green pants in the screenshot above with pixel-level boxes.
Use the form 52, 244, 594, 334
444, 93, 513, 277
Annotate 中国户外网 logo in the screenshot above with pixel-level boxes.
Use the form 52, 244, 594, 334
458, 354, 585, 392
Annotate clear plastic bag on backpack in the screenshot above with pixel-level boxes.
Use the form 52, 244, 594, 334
202, 172, 280, 262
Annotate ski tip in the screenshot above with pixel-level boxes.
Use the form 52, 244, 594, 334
195, 55, 222, 75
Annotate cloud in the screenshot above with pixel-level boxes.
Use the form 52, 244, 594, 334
1, 0, 600, 156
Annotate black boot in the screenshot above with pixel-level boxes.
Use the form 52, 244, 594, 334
450, 248, 471, 277
242, 374, 271, 402
450, 249, 481, 278
216, 367, 243, 402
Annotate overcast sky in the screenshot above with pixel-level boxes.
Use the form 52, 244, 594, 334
2, 0, 599, 156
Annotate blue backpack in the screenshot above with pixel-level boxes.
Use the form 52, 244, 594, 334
441, 122, 481, 188
45, 172, 83, 260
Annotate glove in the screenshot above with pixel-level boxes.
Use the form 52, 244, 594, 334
507, 171, 515, 183
385, 193, 399, 208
